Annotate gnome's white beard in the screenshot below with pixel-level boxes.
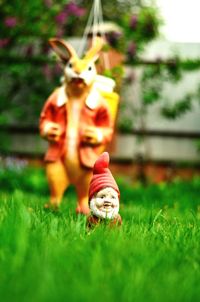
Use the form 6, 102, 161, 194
90, 187, 119, 220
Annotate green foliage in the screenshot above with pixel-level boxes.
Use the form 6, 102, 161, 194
141, 62, 200, 120
103, 65, 124, 92
161, 94, 193, 119
0, 165, 48, 195
1, 167, 200, 301
118, 59, 200, 133
1, 0, 200, 135
117, 116, 134, 133
0, 0, 162, 126
0, 0, 87, 125
120, 6, 162, 63
0, 62, 61, 125
0, 0, 79, 39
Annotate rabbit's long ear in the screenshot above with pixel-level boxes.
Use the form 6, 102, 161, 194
84, 37, 105, 62
49, 38, 78, 63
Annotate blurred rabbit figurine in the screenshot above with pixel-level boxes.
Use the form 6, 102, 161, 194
39, 37, 119, 214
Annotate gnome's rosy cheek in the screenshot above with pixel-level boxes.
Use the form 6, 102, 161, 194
111, 195, 119, 207
90, 197, 102, 217
94, 196, 104, 207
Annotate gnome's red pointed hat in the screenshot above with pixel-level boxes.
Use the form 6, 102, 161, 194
89, 152, 120, 201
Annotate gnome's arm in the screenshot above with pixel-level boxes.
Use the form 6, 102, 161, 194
86, 214, 122, 229
113, 214, 122, 226
86, 215, 100, 229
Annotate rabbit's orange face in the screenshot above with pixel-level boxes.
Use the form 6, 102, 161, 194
64, 57, 97, 86
49, 37, 104, 88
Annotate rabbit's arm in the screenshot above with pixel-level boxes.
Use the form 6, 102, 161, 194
94, 106, 114, 144
39, 94, 62, 142
40, 99, 54, 136
81, 126, 113, 145
81, 106, 114, 145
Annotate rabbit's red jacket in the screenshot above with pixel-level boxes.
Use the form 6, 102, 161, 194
39, 86, 114, 168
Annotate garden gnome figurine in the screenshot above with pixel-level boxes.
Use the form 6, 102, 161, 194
87, 152, 122, 228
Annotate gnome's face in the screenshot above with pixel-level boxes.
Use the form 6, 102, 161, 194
90, 187, 119, 219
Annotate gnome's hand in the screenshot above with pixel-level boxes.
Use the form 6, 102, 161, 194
81, 126, 103, 145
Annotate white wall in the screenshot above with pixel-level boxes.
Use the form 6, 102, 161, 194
157, 0, 200, 43
117, 40, 200, 162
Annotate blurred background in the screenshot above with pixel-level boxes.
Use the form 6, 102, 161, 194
0, 0, 200, 182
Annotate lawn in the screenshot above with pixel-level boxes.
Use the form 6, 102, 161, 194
0, 164, 200, 302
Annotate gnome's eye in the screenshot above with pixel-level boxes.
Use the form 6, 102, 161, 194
100, 194, 106, 199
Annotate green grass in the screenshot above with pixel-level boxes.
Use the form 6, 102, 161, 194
0, 166, 200, 302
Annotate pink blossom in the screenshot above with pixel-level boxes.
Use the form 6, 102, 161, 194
42, 65, 53, 81
56, 28, 65, 38
41, 43, 50, 55
127, 41, 136, 58
44, 0, 52, 8
54, 64, 62, 76
65, 2, 86, 17
4, 16, 17, 28
55, 11, 68, 25
25, 45, 34, 56
0, 38, 10, 48
106, 31, 121, 47
130, 15, 138, 30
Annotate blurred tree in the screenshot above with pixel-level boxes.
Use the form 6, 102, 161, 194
0, 0, 161, 126
0, 0, 87, 125
1, 0, 199, 137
